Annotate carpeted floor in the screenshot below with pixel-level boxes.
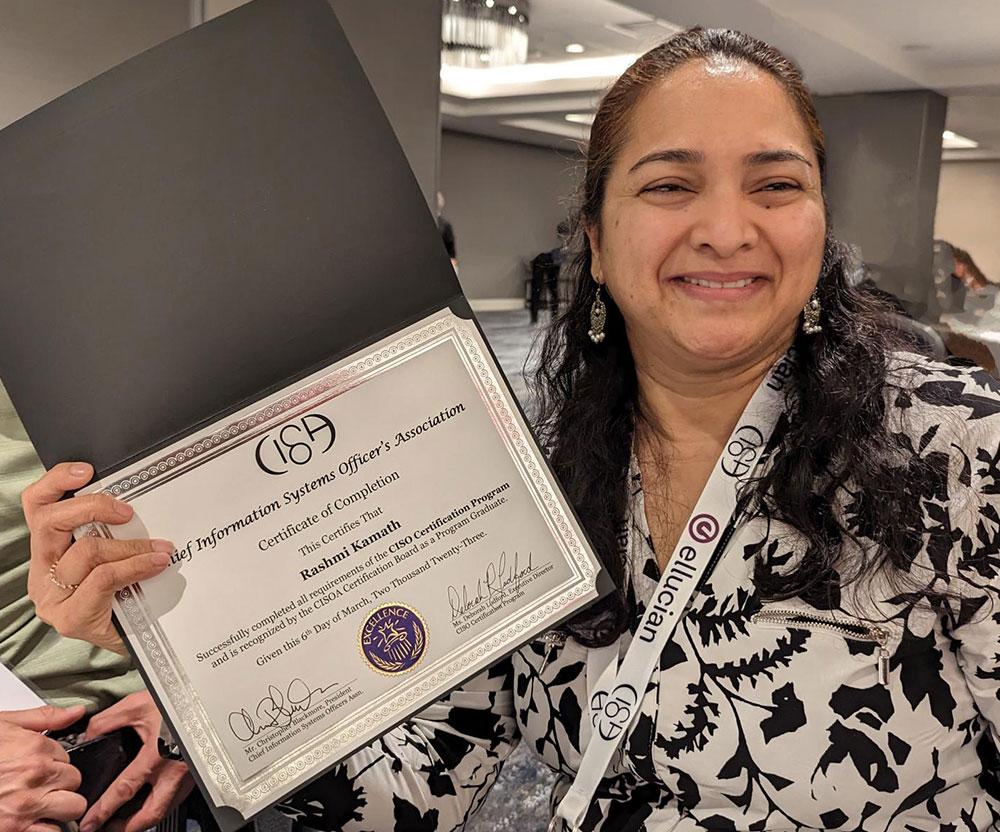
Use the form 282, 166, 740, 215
476, 308, 548, 413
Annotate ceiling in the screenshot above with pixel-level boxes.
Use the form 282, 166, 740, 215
525, 0, 683, 61
441, 0, 1000, 160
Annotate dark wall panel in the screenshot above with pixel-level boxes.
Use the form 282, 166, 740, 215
816, 90, 947, 315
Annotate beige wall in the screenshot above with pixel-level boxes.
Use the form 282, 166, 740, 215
441, 130, 582, 299
0, 1, 189, 130
935, 160, 1000, 282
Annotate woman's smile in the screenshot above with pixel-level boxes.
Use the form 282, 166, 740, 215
667, 271, 769, 299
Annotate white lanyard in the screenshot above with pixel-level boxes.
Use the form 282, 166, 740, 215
550, 356, 790, 832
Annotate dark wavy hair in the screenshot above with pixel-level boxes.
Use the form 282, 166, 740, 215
532, 28, 926, 647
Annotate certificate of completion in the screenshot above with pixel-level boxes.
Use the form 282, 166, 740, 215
77, 309, 603, 822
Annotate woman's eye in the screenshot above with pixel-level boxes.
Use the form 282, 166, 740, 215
641, 183, 688, 194
758, 181, 801, 192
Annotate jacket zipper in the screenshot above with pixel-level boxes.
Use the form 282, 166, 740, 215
751, 608, 891, 686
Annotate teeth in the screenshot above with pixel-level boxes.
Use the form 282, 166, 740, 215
681, 276, 755, 289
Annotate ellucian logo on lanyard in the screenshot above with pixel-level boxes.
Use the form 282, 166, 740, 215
638, 518, 717, 644
550, 353, 791, 832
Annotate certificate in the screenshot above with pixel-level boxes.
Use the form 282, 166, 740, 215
76, 308, 603, 827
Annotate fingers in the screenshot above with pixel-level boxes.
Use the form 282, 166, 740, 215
55, 537, 173, 589
76, 552, 172, 606
27, 492, 136, 590
35, 493, 134, 540
23, 463, 178, 654
21, 462, 94, 521
120, 765, 192, 832
47, 761, 83, 793
36, 789, 88, 822
31, 547, 170, 651
0, 704, 85, 737
0, 755, 81, 792
81, 716, 164, 831
82, 692, 152, 743
79, 753, 151, 832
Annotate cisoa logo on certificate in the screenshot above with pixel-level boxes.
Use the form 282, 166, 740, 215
254, 413, 337, 475
359, 604, 428, 674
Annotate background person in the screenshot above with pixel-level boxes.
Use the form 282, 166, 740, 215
436, 191, 458, 272
529, 221, 570, 324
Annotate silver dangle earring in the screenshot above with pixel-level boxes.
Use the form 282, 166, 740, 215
588, 283, 607, 344
802, 289, 822, 335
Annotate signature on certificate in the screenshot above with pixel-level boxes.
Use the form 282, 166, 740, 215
446, 551, 541, 621
228, 676, 343, 742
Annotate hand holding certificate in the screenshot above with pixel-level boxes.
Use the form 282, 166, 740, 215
24, 469, 170, 656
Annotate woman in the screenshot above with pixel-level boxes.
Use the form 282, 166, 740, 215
22, 28, 1000, 830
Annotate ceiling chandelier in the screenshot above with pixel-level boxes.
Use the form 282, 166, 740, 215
441, 0, 531, 68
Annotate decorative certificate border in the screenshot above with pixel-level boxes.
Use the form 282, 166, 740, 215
96, 309, 598, 813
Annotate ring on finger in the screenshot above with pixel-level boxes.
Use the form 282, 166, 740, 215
49, 559, 80, 592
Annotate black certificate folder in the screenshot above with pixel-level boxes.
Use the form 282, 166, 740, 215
0, 0, 459, 478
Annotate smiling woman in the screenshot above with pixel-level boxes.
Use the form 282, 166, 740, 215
589, 60, 825, 371
21, 27, 1000, 832
535, 29, 919, 644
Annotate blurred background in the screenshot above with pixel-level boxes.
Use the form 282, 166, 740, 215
2, 1, 999, 828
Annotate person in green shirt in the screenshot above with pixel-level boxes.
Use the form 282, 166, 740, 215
0, 383, 190, 832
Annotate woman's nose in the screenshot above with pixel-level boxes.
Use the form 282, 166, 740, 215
686, 187, 759, 258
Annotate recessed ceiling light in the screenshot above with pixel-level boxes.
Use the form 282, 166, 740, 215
565, 43, 585, 54
605, 18, 684, 40
441, 53, 641, 99
485, 0, 494, 5
943, 130, 979, 149
508, 5, 517, 14
565, 113, 595, 125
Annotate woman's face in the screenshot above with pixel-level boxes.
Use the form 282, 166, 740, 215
588, 59, 826, 372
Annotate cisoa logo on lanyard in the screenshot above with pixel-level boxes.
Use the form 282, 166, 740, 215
591, 684, 639, 741
721, 424, 766, 478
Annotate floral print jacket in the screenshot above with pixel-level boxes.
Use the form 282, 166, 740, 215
278, 356, 1000, 831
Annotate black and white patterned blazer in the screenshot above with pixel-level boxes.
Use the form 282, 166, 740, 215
278, 356, 1000, 831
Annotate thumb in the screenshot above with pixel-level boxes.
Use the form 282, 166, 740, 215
0, 703, 86, 732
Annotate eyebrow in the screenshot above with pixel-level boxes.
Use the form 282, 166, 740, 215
744, 149, 813, 168
628, 148, 704, 174
628, 147, 813, 175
